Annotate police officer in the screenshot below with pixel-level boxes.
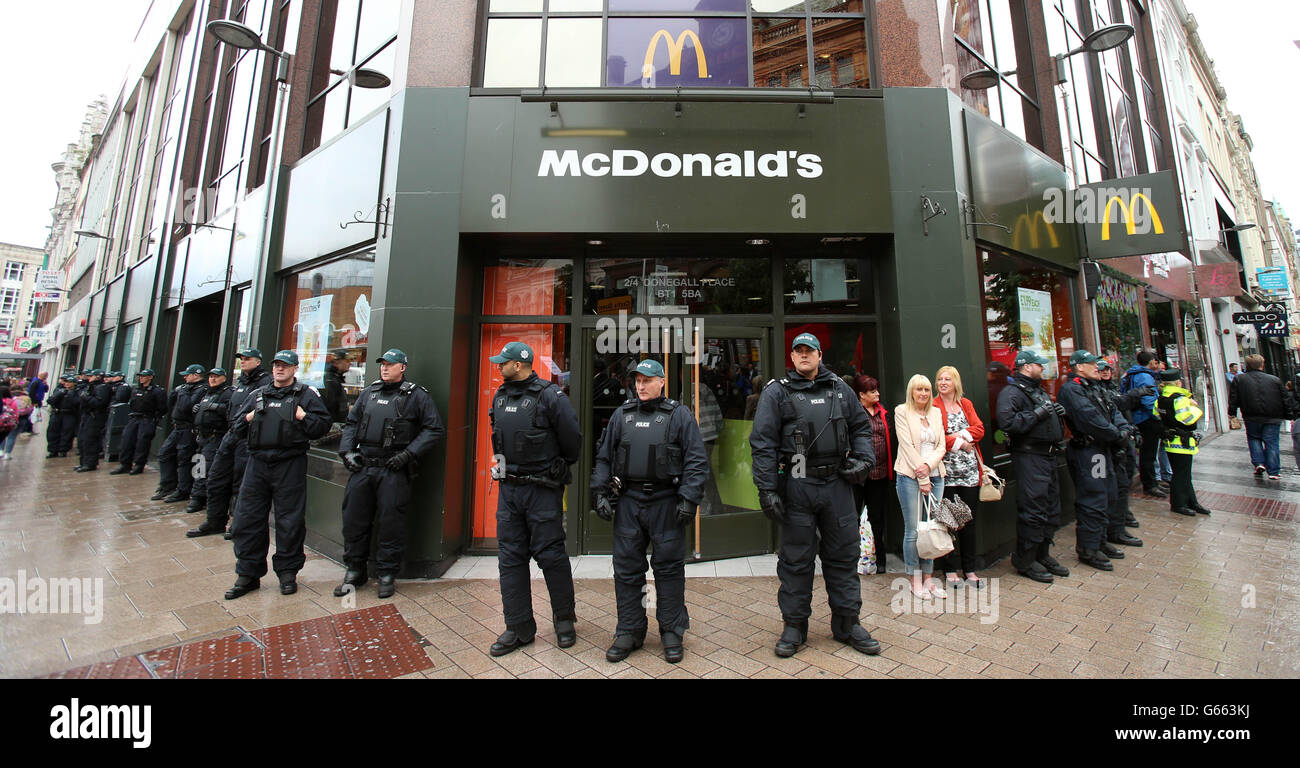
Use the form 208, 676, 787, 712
110, 369, 166, 474
1057, 350, 1130, 571
995, 350, 1068, 583
749, 333, 880, 658
185, 367, 233, 514
74, 369, 112, 472
45, 374, 79, 458
224, 351, 332, 599
1098, 360, 1149, 536
484, 341, 582, 657
591, 358, 708, 664
322, 349, 350, 423
153, 364, 207, 503
1154, 369, 1210, 517
190, 349, 270, 539
335, 349, 445, 599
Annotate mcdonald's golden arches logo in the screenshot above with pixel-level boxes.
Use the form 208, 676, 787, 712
1012, 211, 1059, 250
643, 29, 708, 80
1101, 192, 1164, 240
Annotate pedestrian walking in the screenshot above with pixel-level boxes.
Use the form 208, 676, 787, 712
1228, 354, 1293, 480
0, 385, 18, 461
850, 374, 895, 574
933, 365, 986, 589
1155, 369, 1210, 516
893, 374, 947, 599
109, 370, 167, 475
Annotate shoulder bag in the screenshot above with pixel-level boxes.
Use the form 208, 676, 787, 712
979, 464, 1005, 502
933, 492, 973, 531
915, 491, 954, 560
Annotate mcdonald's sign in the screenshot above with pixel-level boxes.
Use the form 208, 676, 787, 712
1012, 211, 1059, 250
1080, 170, 1184, 259
644, 29, 708, 80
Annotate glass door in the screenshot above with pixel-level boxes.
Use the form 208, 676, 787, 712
581, 323, 773, 559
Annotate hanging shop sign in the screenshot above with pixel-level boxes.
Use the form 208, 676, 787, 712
1075, 170, 1186, 259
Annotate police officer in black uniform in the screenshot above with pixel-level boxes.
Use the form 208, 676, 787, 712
749, 332, 880, 659
322, 349, 350, 423
336, 349, 445, 599
591, 358, 709, 664
184, 367, 233, 515
45, 374, 79, 458
192, 349, 270, 539
484, 341, 582, 657
1098, 360, 1148, 539
110, 369, 166, 474
74, 369, 112, 472
1056, 350, 1129, 571
225, 350, 332, 599
995, 350, 1068, 583
154, 364, 207, 502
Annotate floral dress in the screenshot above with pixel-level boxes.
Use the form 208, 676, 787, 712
942, 406, 980, 488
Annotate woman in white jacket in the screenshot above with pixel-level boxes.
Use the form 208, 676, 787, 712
894, 374, 947, 599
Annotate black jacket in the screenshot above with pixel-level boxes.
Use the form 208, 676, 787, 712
323, 365, 347, 423
1058, 375, 1124, 446
340, 378, 447, 461
995, 373, 1064, 451
592, 394, 710, 503
230, 379, 333, 461
1229, 369, 1290, 424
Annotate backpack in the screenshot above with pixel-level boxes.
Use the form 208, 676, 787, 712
0, 399, 18, 431
13, 394, 33, 416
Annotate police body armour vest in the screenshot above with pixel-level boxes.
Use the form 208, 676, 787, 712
615, 399, 682, 483
357, 381, 418, 452
171, 384, 199, 423
247, 384, 304, 449
196, 387, 230, 432
778, 379, 847, 465
491, 380, 559, 470
129, 386, 158, 415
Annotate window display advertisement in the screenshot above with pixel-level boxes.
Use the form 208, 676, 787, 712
295, 294, 333, 388
1017, 287, 1058, 379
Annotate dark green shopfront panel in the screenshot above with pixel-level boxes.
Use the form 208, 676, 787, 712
461, 97, 892, 234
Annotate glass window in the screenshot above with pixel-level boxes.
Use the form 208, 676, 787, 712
753, 18, 807, 88
784, 321, 877, 380
608, 18, 749, 87
483, 18, 542, 88
979, 245, 1076, 457
585, 256, 772, 315
278, 249, 375, 447
752, 0, 805, 10
482, 258, 573, 315
954, 1, 1039, 148
546, 18, 603, 87
304, 0, 399, 153
98, 330, 115, 369
3, 262, 21, 281
812, 16, 868, 88
1096, 271, 1142, 371
120, 323, 140, 376
783, 256, 875, 314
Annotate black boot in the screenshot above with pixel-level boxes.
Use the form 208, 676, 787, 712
1076, 547, 1114, 571
774, 621, 807, 658
163, 491, 190, 504
831, 615, 881, 655
1014, 541, 1054, 582
1037, 540, 1070, 577
277, 571, 298, 595
186, 521, 226, 538
109, 466, 130, 475
150, 488, 174, 501
1190, 503, 1212, 515
1098, 541, 1125, 559
554, 619, 577, 649
490, 621, 537, 657
661, 631, 684, 663
333, 567, 368, 597
224, 576, 260, 600
1108, 530, 1143, 547
1124, 514, 1140, 528
184, 497, 207, 514
605, 633, 643, 663
128, 467, 144, 475
376, 575, 395, 599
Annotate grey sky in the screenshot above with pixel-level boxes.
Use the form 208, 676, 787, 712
0, 1, 1295, 251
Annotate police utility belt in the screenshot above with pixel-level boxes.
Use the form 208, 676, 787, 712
1067, 435, 1097, 448
1011, 439, 1064, 456
501, 472, 564, 489
780, 456, 841, 479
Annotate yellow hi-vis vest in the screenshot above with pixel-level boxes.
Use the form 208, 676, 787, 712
1154, 384, 1202, 455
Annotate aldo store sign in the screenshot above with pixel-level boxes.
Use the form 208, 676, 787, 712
461, 98, 892, 234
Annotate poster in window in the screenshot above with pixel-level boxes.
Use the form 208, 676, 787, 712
296, 295, 334, 387
1017, 287, 1057, 379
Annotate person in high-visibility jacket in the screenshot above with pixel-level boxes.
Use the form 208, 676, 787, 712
1153, 369, 1210, 517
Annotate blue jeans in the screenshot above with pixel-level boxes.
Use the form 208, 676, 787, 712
1245, 420, 1281, 475
896, 474, 945, 576
1, 428, 17, 453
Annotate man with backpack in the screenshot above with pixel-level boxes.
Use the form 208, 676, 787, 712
1121, 351, 1163, 497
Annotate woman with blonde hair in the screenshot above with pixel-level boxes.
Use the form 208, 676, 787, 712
934, 365, 986, 588
894, 374, 946, 599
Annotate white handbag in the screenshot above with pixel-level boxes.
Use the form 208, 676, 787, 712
915, 491, 954, 560
857, 504, 877, 575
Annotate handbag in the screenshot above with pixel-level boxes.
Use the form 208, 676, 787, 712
1228, 416, 1241, 430
857, 504, 877, 575
979, 464, 1005, 502
933, 492, 973, 531
915, 491, 954, 560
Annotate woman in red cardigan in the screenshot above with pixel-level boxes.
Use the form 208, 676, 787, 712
851, 375, 895, 573
934, 366, 985, 588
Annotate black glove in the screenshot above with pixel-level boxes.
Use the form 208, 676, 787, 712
340, 451, 363, 473
593, 493, 615, 522
759, 490, 787, 525
675, 497, 696, 526
1052, 402, 1067, 417
838, 456, 872, 485
385, 450, 413, 471
1032, 403, 1054, 421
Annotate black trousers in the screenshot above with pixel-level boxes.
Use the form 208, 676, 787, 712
853, 476, 895, 572
1066, 445, 1114, 550
117, 417, 158, 470
612, 492, 688, 638
204, 435, 250, 529
1107, 445, 1133, 535
1137, 418, 1163, 489
77, 414, 107, 468
937, 484, 982, 575
1010, 451, 1060, 547
191, 433, 223, 499
158, 426, 197, 494
47, 412, 78, 454
1167, 451, 1200, 511
342, 464, 412, 576
496, 483, 575, 631
777, 476, 862, 626
231, 453, 308, 579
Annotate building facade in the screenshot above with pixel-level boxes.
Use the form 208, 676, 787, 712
0, 242, 48, 375
43, 0, 1276, 575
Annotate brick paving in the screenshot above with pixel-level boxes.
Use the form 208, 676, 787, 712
1, 427, 1298, 679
